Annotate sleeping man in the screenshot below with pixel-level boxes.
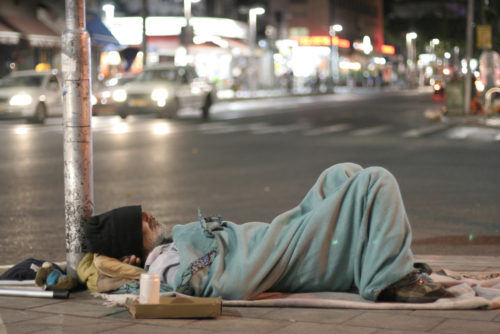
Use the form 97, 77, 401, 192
83, 163, 453, 303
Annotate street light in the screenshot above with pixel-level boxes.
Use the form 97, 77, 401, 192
102, 4, 115, 24
429, 38, 440, 70
329, 24, 342, 89
430, 38, 439, 55
183, 0, 200, 28
406, 32, 418, 88
248, 7, 265, 92
406, 32, 417, 40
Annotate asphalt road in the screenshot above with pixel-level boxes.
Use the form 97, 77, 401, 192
1, 88, 499, 265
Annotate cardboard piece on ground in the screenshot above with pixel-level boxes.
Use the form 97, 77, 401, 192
125, 296, 222, 319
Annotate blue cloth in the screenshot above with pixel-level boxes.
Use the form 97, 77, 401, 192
172, 163, 414, 301
46, 270, 63, 286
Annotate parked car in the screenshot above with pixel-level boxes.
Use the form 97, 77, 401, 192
0, 69, 62, 123
112, 64, 216, 120
92, 73, 138, 116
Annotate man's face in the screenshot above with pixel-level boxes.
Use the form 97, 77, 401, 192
142, 211, 164, 258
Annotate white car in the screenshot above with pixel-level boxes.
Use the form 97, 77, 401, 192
92, 73, 138, 116
0, 70, 62, 123
113, 64, 216, 120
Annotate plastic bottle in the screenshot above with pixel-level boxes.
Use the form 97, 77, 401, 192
139, 273, 160, 304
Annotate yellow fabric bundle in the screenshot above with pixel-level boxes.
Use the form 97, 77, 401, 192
77, 253, 145, 292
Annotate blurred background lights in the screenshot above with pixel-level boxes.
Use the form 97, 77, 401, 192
470, 59, 478, 71
104, 51, 121, 66
339, 61, 361, 70
361, 36, 373, 54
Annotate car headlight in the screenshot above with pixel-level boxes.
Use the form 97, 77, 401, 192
9, 94, 32, 106
112, 89, 127, 102
151, 88, 169, 101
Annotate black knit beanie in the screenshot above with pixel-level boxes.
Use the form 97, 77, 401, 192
84, 205, 143, 259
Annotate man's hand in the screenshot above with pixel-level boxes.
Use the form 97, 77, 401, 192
120, 255, 141, 266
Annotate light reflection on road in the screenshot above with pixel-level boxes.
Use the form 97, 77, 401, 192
14, 126, 28, 135
111, 121, 129, 134
152, 122, 170, 135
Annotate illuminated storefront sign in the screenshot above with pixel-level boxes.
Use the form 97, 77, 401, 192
380, 44, 395, 55
291, 35, 350, 48
353, 36, 373, 54
107, 16, 248, 45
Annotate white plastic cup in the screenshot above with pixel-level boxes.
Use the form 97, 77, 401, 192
139, 273, 160, 304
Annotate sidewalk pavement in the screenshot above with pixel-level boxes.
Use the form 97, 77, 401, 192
1, 255, 500, 333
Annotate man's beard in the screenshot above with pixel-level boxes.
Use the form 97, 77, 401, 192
151, 223, 170, 249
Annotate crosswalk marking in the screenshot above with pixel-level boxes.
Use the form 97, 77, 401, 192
251, 123, 311, 135
200, 122, 268, 134
304, 123, 351, 136
198, 122, 227, 131
402, 123, 451, 138
350, 125, 392, 136
446, 126, 500, 141
447, 127, 478, 139
2, 116, 498, 142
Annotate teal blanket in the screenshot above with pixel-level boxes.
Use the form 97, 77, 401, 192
172, 163, 414, 301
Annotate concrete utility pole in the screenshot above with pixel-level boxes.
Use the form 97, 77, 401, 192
248, 7, 265, 92
61, 0, 94, 276
464, 0, 474, 114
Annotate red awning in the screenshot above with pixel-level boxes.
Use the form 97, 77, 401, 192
0, 13, 60, 47
146, 35, 251, 56
147, 36, 179, 53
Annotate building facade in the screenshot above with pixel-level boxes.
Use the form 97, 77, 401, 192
0, 0, 61, 77
276, 0, 393, 88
